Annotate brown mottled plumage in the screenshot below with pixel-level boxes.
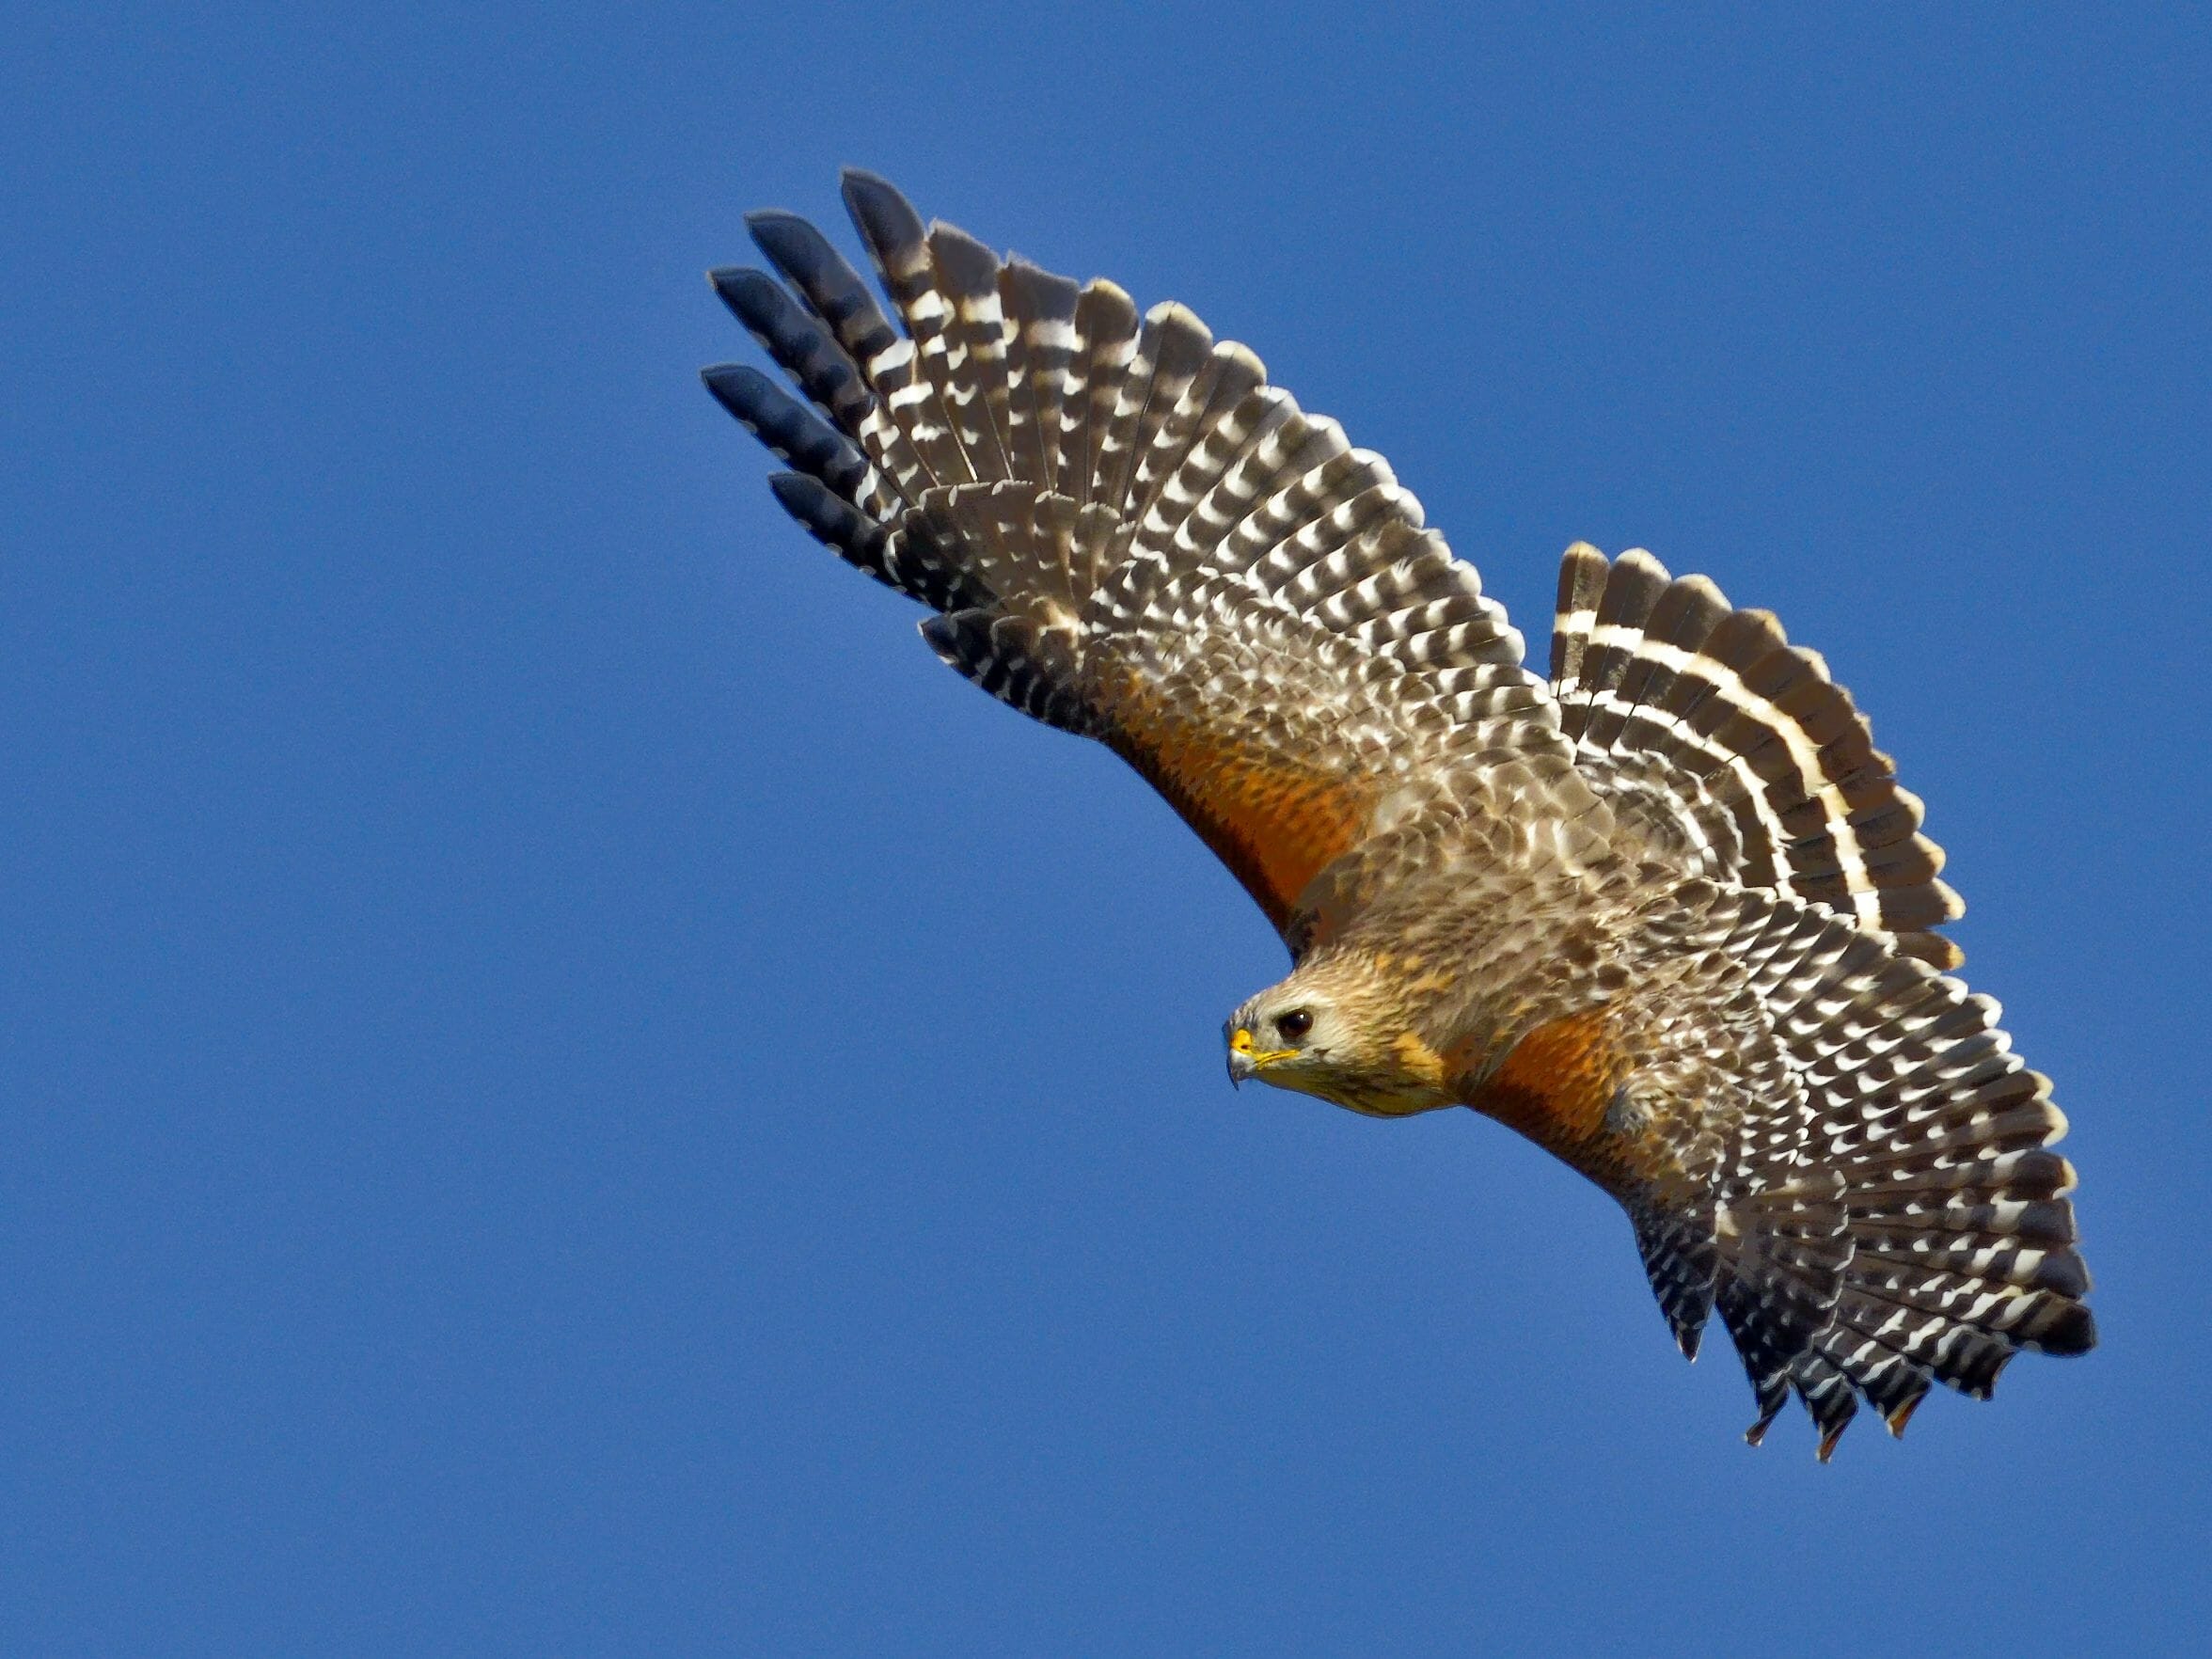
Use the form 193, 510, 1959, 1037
704, 171, 2094, 1457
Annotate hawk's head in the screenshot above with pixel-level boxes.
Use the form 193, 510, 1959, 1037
1224, 952, 1460, 1119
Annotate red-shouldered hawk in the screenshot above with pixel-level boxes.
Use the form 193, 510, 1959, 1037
703, 171, 2094, 1457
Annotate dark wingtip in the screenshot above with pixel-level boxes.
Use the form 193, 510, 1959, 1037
766, 468, 835, 519
707, 265, 783, 330
707, 263, 763, 304
766, 470, 883, 559
841, 167, 925, 251
700, 361, 772, 419
745, 210, 826, 274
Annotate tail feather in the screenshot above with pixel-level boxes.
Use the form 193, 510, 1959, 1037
1568, 546, 1671, 749
1555, 545, 1963, 967
1550, 542, 1606, 690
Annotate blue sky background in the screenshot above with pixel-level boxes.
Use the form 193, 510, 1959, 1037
6, 4, 2207, 1653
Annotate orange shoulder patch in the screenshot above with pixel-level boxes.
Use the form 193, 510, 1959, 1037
1104, 683, 1374, 930
1465, 1008, 1631, 1173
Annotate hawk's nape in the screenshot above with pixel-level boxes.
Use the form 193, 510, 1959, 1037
702, 170, 2094, 1457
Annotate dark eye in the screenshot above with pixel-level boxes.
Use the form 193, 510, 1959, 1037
1275, 1009, 1313, 1041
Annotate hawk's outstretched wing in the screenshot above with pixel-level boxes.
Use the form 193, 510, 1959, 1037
704, 170, 1568, 934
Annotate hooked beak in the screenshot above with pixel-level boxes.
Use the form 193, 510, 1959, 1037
1226, 1027, 1293, 1088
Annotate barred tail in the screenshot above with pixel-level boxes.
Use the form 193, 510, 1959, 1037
1684, 892, 2095, 1458
1553, 544, 1963, 967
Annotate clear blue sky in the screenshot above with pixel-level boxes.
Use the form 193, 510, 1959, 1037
6, 4, 2206, 1653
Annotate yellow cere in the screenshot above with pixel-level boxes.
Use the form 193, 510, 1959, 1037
1229, 1028, 1299, 1066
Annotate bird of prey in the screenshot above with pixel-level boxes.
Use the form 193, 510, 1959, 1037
703, 170, 2094, 1457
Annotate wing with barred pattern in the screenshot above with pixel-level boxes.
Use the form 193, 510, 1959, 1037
1622, 877, 2093, 1458
706, 169, 1565, 932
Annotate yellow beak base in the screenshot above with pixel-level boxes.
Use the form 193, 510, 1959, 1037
1228, 1028, 1300, 1082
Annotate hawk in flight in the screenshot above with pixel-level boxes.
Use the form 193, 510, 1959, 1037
703, 171, 2094, 1456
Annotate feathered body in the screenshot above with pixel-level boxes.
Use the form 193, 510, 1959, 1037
704, 172, 2094, 1456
